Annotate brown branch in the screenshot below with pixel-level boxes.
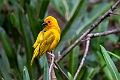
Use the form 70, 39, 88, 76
38, 75, 43, 80
80, 28, 120, 42
74, 35, 91, 80
39, 29, 120, 80
46, 52, 56, 80
56, 0, 120, 63
39, 1, 120, 79
91, 28, 120, 38
73, 28, 120, 79
54, 61, 69, 79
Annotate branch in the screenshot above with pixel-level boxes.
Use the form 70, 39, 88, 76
74, 35, 91, 80
38, 75, 43, 80
73, 28, 120, 79
46, 52, 56, 80
91, 28, 120, 38
56, 0, 120, 63
54, 61, 69, 79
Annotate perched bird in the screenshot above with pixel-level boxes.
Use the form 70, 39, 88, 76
31, 16, 60, 65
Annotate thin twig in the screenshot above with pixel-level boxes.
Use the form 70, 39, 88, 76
38, 75, 43, 80
49, 54, 55, 80
46, 52, 56, 80
73, 28, 120, 79
54, 61, 69, 79
74, 36, 91, 80
40, 1, 120, 79
91, 28, 120, 38
53, 51, 69, 79
81, 28, 120, 42
56, 0, 120, 63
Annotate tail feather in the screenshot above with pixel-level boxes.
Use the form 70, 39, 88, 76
31, 44, 40, 65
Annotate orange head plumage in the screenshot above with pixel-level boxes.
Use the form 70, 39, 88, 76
42, 16, 59, 29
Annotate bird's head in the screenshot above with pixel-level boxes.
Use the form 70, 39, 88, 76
42, 16, 58, 28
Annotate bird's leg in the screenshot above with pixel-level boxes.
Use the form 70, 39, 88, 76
47, 51, 54, 59
46, 52, 56, 80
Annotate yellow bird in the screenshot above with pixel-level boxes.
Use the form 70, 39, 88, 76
31, 16, 60, 65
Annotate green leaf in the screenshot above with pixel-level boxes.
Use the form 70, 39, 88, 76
18, 10, 34, 78
8, 12, 18, 27
0, 48, 12, 80
100, 45, 120, 80
26, 4, 42, 39
0, 13, 5, 26
51, 0, 66, 17
43, 55, 49, 80
0, 48, 10, 71
0, 0, 7, 10
17, 53, 24, 74
96, 51, 113, 80
76, 67, 86, 80
68, 72, 74, 80
0, 27, 18, 69
9, 0, 19, 11
76, 2, 114, 35
82, 67, 94, 80
69, 45, 79, 75
55, 0, 88, 53
1, 78, 5, 80
61, 0, 87, 40
107, 51, 120, 60
0, 27, 16, 58
37, 0, 49, 19
107, 34, 118, 44
91, 20, 108, 51
23, 66, 30, 80
30, 0, 49, 19
26, 0, 49, 39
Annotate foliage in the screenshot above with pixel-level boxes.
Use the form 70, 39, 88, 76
0, 0, 120, 80
100, 45, 120, 80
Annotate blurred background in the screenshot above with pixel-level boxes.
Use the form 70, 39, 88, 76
0, 0, 120, 80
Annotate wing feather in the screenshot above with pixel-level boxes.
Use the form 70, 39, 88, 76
31, 44, 40, 65
31, 29, 55, 65
33, 31, 44, 48
39, 31, 55, 57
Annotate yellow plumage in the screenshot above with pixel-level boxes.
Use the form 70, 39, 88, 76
31, 16, 60, 65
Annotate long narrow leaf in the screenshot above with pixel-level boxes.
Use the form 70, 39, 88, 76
55, 0, 87, 53
68, 72, 74, 80
0, 27, 18, 69
37, 0, 49, 19
107, 51, 120, 60
0, 48, 12, 80
43, 55, 49, 80
69, 45, 79, 75
18, 10, 33, 78
100, 45, 120, 80
26, 0, 49, 39
26, 5, 41, 39
76, 2, 114, 35
96, 51, 113, 80
82, 67, 94, 80
23, 66, 30, 80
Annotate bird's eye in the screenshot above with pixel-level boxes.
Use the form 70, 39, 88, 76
48, 21, 50, 23
44, 30, 46, 32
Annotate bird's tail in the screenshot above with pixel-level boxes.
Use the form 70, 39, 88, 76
30, 44, 40, 65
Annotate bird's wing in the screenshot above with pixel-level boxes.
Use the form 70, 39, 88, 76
31, 43, 40, 65
33, 31, 44, 48
30, 30, 55, 65
39, 30, 55, 57
31, 31, 44, 65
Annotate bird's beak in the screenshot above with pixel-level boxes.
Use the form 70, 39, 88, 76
42, 22, 47, 26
